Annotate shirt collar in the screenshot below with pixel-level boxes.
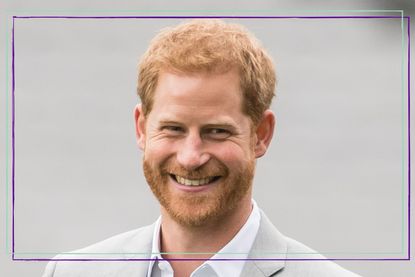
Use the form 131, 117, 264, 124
146, 216, 163, 277
147, 200, 261, 277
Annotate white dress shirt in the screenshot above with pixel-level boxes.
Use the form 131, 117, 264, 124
147, 200, 261, 277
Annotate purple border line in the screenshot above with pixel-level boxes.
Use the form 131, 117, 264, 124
11, 15, 15, 261
13, 15, 405, 19
12, 258, 411, 262
10, 15, 411, 262
407, 16, 411, 261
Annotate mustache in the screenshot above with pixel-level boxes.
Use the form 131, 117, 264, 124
161, 159, 229, 179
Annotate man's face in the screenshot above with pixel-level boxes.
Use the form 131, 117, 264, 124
136, 69, 258, 227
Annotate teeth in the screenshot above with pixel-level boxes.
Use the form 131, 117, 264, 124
175, 175, 215, 186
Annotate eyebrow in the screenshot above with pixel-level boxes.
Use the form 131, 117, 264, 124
158, 120, 238, 132
158, 120, 182, 126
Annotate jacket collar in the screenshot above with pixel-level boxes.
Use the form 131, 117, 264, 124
241, 209, 287, 276
122, 222, 154, 257
121, 210, 288, 277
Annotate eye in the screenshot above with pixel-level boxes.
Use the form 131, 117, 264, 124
162, 126, 184, 135
204, 128, 231, 140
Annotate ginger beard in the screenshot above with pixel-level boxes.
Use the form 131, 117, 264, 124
143, 157, 255, 227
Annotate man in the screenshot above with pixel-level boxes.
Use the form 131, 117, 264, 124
43, 20, 361, 276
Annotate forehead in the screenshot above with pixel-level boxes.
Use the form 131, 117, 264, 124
149, 69, 245, 122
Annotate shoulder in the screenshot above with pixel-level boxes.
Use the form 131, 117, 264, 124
69, 223, 155, 257
253, 210, 361, 277
42, 223, 155, 277
283, 237, 361, 277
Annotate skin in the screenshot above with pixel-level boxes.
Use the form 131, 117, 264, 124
134, 68, 275, 276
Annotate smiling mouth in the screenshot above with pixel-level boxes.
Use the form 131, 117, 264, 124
170, 174, 221, 186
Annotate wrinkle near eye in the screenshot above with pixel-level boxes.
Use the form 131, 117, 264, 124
148, 131, 169, 140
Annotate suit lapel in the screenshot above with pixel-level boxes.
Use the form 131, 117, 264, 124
116, 222, 155, 276
122, 222, 155, 256
100, 211, 287, 277
241, 210, 287, 277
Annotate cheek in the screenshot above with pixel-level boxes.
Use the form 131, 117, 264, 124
210, 143, 251, 167
144, 139, 177, 162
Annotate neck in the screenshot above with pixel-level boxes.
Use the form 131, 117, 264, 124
159, 194, 252, 275
161, 195, 252, 256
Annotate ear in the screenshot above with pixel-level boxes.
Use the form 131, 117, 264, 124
254, 109, 276, 158
134, 104, 146, 150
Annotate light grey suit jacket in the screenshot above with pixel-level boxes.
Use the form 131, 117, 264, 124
43, 210, 361, 276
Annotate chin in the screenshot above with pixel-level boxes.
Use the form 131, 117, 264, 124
164, 198, 223, 227
143, 158, 255, 227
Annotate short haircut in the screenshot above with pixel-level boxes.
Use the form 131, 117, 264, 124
137, 19, 276, 125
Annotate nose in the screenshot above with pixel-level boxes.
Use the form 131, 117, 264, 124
176, 131, 210, 170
